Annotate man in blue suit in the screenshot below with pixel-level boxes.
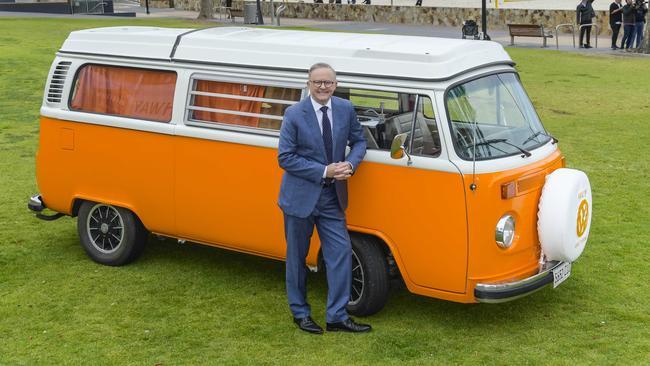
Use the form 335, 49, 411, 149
278, 63, 369, 334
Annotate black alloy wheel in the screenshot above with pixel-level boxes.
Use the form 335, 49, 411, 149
346, 234, 390, 317
77, 201, 147, 266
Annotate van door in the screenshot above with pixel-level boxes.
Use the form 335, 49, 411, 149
339, 88, 468, 294
173, 76, 303, 258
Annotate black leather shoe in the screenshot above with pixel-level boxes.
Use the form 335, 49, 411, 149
326, 318, 372, 333
293, 316, 324, 334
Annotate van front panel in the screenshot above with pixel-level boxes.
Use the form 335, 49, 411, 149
465, 150, 564, 286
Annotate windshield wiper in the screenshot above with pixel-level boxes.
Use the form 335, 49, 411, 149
473, 138, 532, 158
523, 131, 559, 146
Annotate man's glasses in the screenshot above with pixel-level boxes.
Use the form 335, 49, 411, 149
310, 80, 336, 88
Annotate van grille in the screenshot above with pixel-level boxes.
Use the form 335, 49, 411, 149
46, 61, 72, 103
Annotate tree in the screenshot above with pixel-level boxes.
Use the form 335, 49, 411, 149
197, 0, 214, 20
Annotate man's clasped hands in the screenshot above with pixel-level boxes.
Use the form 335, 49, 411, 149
326, 162, 353, 181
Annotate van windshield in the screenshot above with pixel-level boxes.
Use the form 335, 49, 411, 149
446, 73, 550, 160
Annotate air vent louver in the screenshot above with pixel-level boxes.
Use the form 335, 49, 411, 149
46, 61, 72, 103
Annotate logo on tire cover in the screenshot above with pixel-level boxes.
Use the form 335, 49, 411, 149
576, 199, 589, 237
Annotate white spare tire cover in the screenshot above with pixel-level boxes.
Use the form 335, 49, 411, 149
538, 168, 592, 262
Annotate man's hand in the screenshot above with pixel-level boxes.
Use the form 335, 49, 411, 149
326, 162, 353, 180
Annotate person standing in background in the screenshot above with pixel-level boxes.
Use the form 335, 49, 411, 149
610, 0, 624, 49
634, 1, 648, 48
577, 0, 596, 48
621, 0, 637, 50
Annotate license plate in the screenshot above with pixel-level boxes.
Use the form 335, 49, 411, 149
552, 262, 571, 288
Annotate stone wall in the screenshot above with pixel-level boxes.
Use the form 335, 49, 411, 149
148, 0, 612, 33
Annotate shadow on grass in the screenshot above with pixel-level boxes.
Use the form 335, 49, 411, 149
104, 231, 565, 327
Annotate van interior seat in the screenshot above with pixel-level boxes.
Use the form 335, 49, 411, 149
362, 126, 379, 150
386, 112, 437, 156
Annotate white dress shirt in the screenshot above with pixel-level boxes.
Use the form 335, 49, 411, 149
310, 97, 334, 179
310, 96, 333, 136
309, 96, 353, 179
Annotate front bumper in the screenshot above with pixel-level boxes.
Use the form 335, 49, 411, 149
474, 260, 567, 303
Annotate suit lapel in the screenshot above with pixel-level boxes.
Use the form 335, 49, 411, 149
301, 98, 327, 161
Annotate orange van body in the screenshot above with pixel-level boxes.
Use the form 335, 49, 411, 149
37, 116, 563, 303
31, 27, 586, 312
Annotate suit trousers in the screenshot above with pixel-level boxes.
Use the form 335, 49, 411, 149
284, 185, 352, 323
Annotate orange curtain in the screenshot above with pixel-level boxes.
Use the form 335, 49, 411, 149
70, 65, 176, 123
193, 81, 265, 127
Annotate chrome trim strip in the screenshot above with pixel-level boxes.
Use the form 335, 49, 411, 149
187, 105, 284, 121
189, 90, 298, 106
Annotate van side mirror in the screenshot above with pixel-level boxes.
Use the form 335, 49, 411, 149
390, 133, 412, 166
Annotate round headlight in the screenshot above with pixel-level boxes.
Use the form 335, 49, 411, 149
495, 215, 515, 249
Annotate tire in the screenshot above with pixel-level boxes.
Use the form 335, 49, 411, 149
346, 234, 390, 317
77, 201, 147, 266
537, 168, 592, 262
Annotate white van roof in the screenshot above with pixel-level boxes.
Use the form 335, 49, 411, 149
60, 26, 514, 81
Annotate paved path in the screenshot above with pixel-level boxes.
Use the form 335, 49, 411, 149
179, 0, 613, 10
280, 0, 613, 10
108, 4, 632, 54
3, 3, 647, 56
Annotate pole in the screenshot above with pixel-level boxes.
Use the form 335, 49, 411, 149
145, 0, 150, 14
481, 0, 490, 40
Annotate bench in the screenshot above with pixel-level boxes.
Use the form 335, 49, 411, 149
507, 24, 554, 48
224, 7, 244, 22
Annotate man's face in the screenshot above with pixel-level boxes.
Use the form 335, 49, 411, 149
626, 0, 632, 4
616, 0, 621, 4
308, 67, 337, 105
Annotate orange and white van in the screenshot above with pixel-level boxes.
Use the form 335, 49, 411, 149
29, 26, 592, 315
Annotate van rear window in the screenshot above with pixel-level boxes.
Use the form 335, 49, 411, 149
187, 79, 302, 130
70, 65, 176, 123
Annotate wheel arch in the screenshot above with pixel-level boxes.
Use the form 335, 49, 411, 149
318, 228, 405, 281
70, 196, 147, 229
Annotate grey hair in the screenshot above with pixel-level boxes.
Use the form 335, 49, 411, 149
308, 63, 336, 78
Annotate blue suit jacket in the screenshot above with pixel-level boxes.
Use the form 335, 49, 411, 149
278, 96, 367, 218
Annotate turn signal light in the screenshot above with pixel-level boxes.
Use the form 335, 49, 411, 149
501, 182, 516, 199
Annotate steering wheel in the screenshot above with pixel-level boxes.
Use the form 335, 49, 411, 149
455, 129, 475, 158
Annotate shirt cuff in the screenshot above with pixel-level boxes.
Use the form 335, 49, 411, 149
323, 166, 327, 179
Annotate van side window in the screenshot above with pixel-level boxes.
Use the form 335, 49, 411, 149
187, 79, 302, 130
334, 88, 441, 157
70, 65, 176, 123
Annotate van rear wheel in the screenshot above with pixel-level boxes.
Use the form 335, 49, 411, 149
347, 235, 390, 317
77, 201, 147, 266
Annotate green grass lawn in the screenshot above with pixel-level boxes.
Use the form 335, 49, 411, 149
1, 17, 650, 365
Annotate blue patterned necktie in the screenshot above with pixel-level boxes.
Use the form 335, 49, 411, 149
320, 105, 333, 164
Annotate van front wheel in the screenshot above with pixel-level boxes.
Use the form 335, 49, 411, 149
347, 235, 390, 317
77, 201, 147, 266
